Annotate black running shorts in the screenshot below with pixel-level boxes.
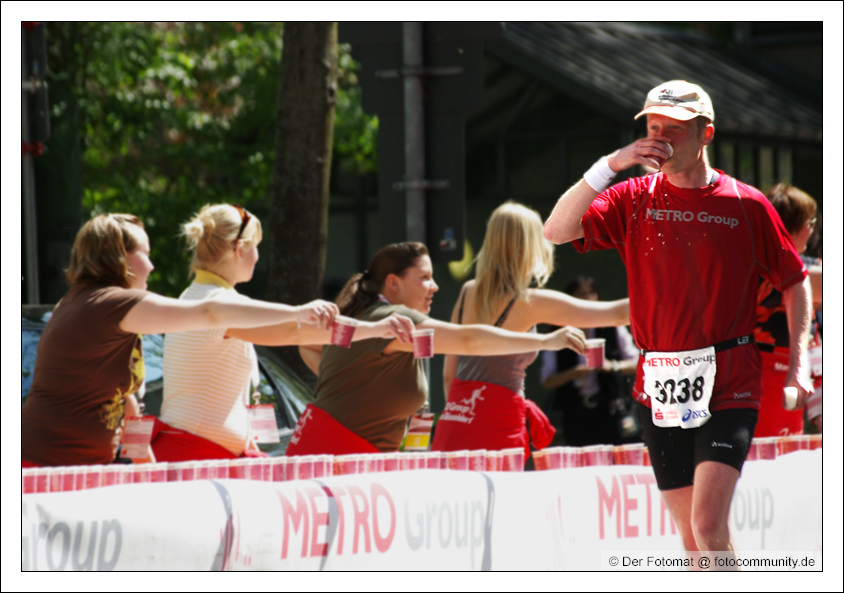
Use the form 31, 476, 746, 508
637, 401, 758, 491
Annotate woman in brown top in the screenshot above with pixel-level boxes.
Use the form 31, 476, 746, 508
21, 212, 409, 467
291, 242, 588, 455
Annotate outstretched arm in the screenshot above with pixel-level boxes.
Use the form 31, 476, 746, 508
120, 294, 339, 336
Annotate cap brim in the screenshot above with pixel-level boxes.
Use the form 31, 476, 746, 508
634, 105, 699, 121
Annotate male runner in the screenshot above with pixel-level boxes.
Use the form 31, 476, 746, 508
543, 80, 813, 562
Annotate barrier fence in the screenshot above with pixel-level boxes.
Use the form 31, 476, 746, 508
21, 438, 822, 571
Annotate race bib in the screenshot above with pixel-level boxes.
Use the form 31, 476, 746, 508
643, 346, 716, 429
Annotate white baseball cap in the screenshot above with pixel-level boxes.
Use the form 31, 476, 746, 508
635, 80, 714, 122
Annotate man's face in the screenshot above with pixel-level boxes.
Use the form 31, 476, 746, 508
645, 113, 711, 175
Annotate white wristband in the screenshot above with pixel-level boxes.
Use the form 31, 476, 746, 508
582, 156, 617, 193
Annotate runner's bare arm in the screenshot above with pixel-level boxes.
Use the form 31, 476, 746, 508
782, 276, 814, 407
544, 138, 671, 245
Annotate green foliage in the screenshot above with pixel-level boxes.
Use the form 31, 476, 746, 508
46, 22, 376, 296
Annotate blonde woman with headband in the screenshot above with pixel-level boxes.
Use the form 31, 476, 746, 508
22, 212, 353, 468
153, 204, 414, 462
431, 201, 630, 460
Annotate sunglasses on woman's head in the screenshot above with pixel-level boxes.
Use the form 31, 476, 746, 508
232, 204, 251, 250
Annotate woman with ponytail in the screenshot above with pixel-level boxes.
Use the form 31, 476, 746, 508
154, 204, 414, 462
289, 241, 589, 456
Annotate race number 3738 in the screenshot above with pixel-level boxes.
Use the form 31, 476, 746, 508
643, 346, 716, 429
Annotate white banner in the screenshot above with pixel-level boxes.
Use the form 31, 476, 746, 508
21, 451, 822, 571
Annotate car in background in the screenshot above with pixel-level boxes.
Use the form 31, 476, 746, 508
21, 309, 314, 456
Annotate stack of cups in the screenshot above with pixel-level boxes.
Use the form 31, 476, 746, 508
485, 450, 502, 471
383, 452, 401, 472
613, 444, 645, 466
102, 464, 129, 486
468, 450, 487, 471
271, 457, 288, 481
777, 435, 811, 456
561, 446, 582, 468
447, 450, 470, 471
583, 445, 614, 467
148, 462, 169, 483
501, 448, 525, 471
425, 451, 444, 470
314, 454, 334, 477
752, 437, 778, 461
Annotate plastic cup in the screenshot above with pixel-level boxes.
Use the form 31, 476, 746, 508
314, 454, 334, 477
584, 338, 606, 368
383, 452, 401, 472
34, 468, 51, 493
641, 447, 651, 467
777, 435, 810, 456
561, 446, 583, 468
101, 465, 125, 487
501, 448, 525, 471
424, 451, 444, 469
229, 458, 250, 479
468, 450, 487, 472
808, 434, 822, 450
540, 448, 565, 470
330, 318, 358, 348
148, 463, 168, 483
334, 455, 360, 475
131, 464, 152, 483
754, 437, 778, 460
23, 469, 37, 494
485, 450, 502, 471
369, 454, 385, 473
298, 456, 316, 479
613, 444, 645, 466
447, 450, 469, 471
411, 329, 435, 359
783, 386, 798, 410
271, 457, 288, 481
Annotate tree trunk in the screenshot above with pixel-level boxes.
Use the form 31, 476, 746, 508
266, 22, 338, 384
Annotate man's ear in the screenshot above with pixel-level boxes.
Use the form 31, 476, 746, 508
702, 123, 715, 145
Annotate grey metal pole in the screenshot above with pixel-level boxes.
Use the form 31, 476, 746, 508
22, 34, 40, 304
402, 22, 426, 243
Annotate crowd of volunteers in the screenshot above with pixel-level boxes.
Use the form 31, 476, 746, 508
22, 78, 821, 565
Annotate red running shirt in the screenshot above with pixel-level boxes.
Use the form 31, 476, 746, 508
574, 171, 806, 411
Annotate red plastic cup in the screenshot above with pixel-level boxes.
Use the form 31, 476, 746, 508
584, 339, 606, 368
808, 434, 822, 450
755, 437, 778, 460
561, 447, 582, 468
424, 451, 443, 469
23, 469, 37, 494
369, 454, 385, 473
298, 456, 316, 479
34, 468, 51, 493
229, 459, 250, 479
131, 464, 152, 483
777, 435, 810, 456
613, 444, 645, 466
501, 448, 525, 471
314, 454, 333, 477
468, 450, 487, 471
447, 450, 470, 471
148, 463, 168, 483
641, 447, 651, 467
334, 455, 360, 475
411, 329, 435, 359
485, 450, 502, 471
102, 465, 125, 486
271, 457, 288, 481
542, 448, 565, 470
330, 318, 358, 348
383, 452, 401, 472
532, 450, 547, 471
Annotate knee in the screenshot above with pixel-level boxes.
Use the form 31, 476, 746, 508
691, 512, 730, 550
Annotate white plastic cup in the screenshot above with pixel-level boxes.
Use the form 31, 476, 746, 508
411, 329, 435, 359
584, 338, 606, 368
783, 386, 798, 410
330, 318, 358, 348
